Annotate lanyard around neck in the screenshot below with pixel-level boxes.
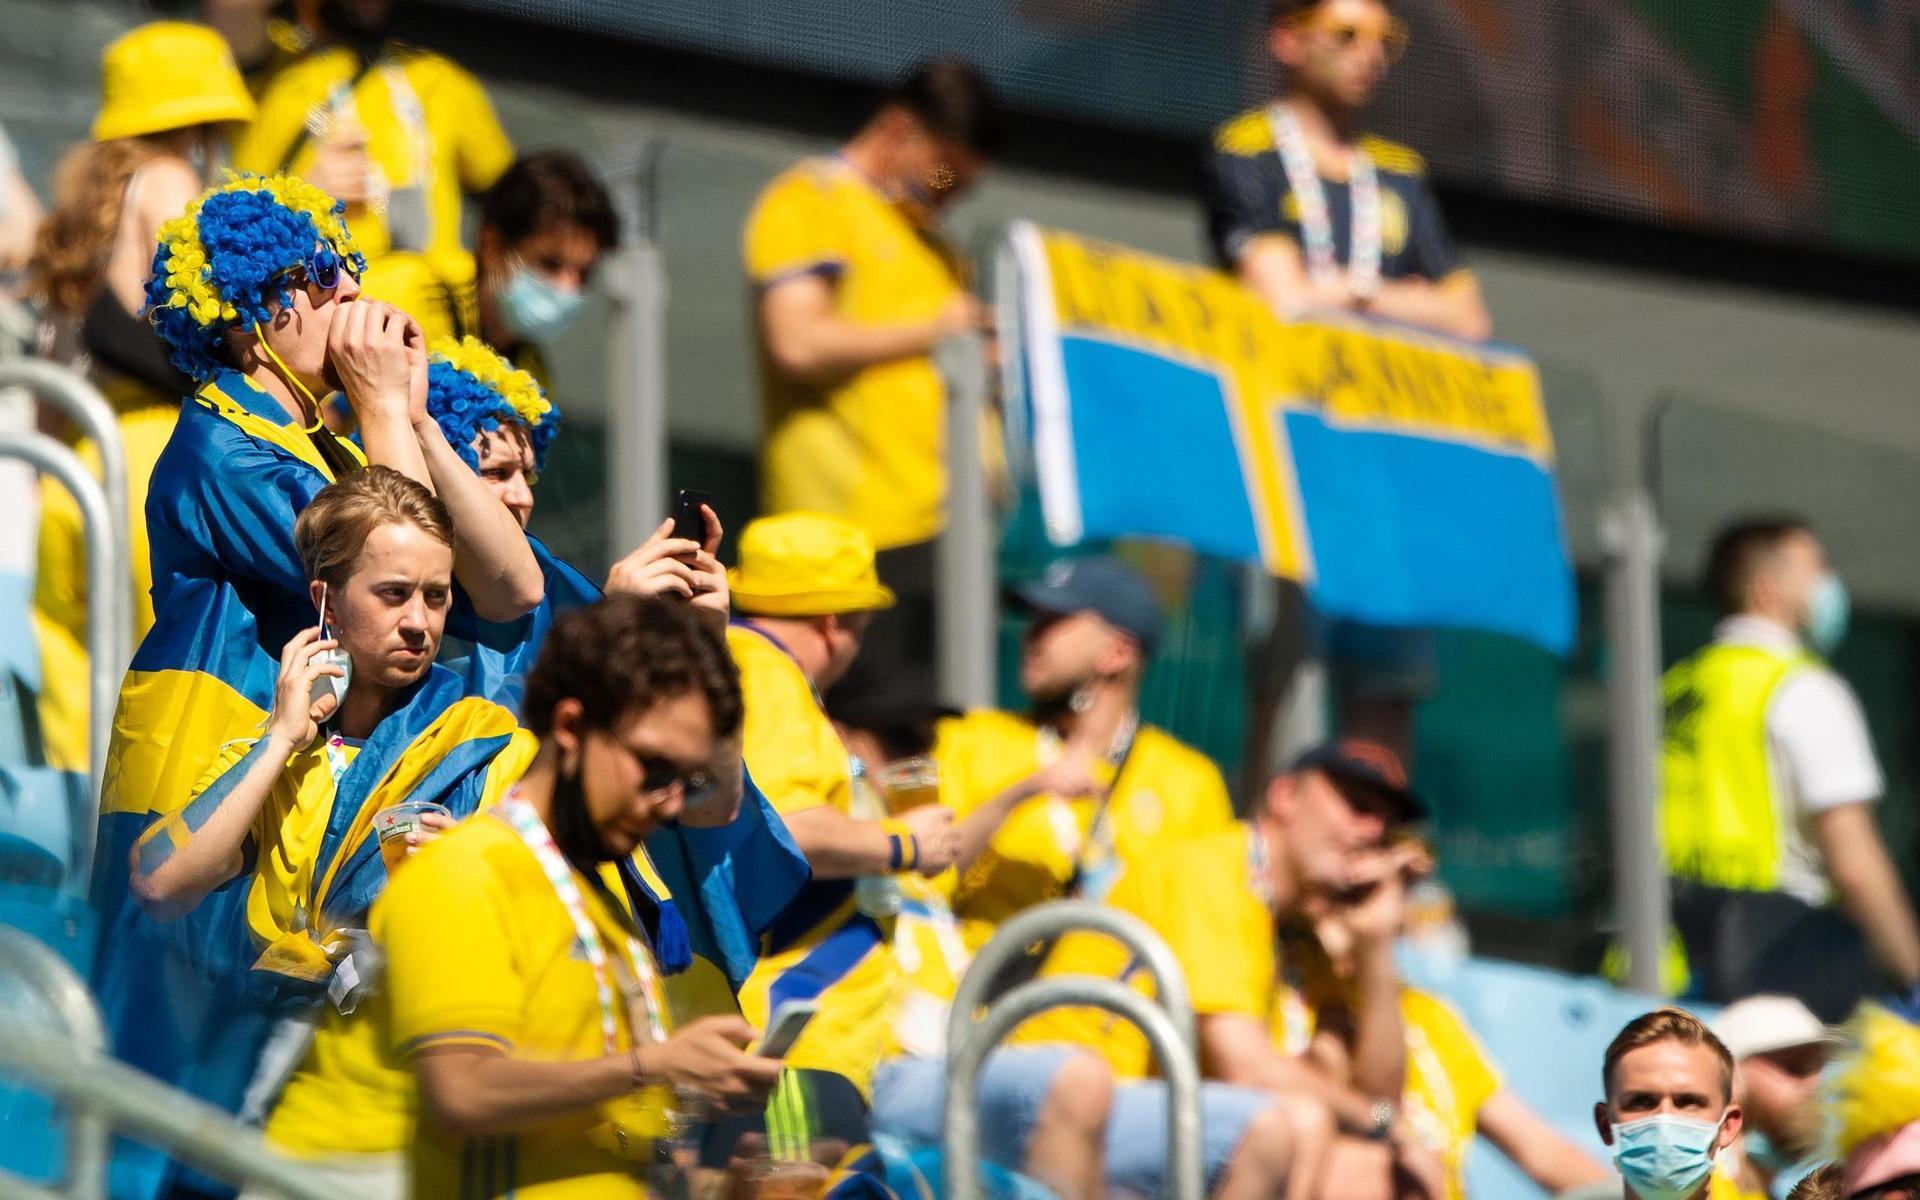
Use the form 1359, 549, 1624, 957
1267, 104, 1382, 300
497, 794, 665, 1052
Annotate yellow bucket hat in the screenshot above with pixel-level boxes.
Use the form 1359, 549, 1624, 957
93, 22, 256, 143
728, 513, 896, 617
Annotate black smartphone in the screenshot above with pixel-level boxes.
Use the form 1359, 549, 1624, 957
672, 489, 711, 544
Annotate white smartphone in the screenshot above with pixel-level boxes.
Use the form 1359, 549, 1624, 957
309, 583, 350, 710
755, 1000, 819, 1060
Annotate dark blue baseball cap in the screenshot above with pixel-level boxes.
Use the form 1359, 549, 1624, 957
1010, 556, 1163, 651
1290, 738, 1427, 822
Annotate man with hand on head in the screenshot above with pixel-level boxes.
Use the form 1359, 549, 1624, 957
1020, 741, 1448, 1200
1595, 1010, 1745, 1200
385, 595, 783, 1199
1713, 997, 1840, 1200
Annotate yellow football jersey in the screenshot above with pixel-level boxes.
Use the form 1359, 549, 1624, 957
728, 623, 901, 1094
743, 158, 963, 550
936, 709, 1236, 953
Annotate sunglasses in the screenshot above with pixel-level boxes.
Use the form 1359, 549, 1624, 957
279, 244, 359, 295
1296, 13, 1410, 63
636, 752, 714, 801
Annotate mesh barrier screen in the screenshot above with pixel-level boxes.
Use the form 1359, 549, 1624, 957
441, 0, 1920, 261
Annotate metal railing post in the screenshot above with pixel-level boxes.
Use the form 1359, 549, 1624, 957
0, 360, 131, 677
935, 331, 996, 710
946, 900, 1195, 1054
0, 432, 121, 888
0, 928, 108, 1200
603, 140, 670, 561
0, 928, 362, 1200
944, 977, 1203, 1200
1599, 400, 1668, 995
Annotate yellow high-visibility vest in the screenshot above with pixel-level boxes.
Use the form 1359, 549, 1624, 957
1660, 641, 1816, 891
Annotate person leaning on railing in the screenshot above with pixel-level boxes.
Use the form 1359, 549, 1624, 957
743, 59, 1002, 703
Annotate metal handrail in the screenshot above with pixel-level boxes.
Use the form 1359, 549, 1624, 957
943, 977, 1204, 1200
0, 360, 132, 677
0, 432, 121, 889
934, 330, 996, 710
0, 928, 108, 1200
0, 929, 358, 1200
945, 900, 1196, 1055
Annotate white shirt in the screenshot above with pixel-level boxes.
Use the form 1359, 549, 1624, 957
1715, 615, 1883, 904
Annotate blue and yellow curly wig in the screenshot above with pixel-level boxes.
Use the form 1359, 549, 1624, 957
144, 173, 365, 383
427, 336, 559, 477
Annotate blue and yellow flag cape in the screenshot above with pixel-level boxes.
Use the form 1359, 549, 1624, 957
92, 369, 369, 928
97, 665, 530, 1200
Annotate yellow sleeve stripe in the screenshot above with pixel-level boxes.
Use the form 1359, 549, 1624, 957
754, 257, 847, 289
1213, 108, 1276, 157
1361, 134, 1427, 176
401, 1030, 514, 1057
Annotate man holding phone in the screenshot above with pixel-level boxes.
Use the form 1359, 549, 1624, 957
386, 596, 784, 1199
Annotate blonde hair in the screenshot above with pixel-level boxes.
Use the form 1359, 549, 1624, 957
294, 466, 454, 589
28, 137, 167, 317
1829, 1004, 1920, 1157
1602, 1008, 1734, 1101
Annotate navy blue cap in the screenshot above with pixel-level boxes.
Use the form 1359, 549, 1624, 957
1011, 556, 1163, 650
1290, 738, 1427, 822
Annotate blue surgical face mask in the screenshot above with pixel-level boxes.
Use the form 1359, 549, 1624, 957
1741, 1128, 1795, 1176
1611, 1113, 1727, 1200
1805, 572, 1850, 656
497, 266, 586, 343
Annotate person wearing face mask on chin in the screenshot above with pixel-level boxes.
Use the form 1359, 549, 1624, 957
1594, 1009, 1746, 1200
1659, 517, 1920, 1020
744, 60, 1002, 709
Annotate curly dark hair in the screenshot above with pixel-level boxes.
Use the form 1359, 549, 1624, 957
522, 595, 742, 740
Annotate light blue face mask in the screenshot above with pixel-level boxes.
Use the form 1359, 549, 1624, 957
1741, 1128, 1796, 1176
1805, 572, 1850, 656
1611, 1113, 1726, 1200
497, 266, 586, 343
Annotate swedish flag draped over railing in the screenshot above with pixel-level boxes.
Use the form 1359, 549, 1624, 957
1003, 222, 1574, 654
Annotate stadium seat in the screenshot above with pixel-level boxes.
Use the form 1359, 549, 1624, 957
1421, 955, 1715, 1200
